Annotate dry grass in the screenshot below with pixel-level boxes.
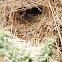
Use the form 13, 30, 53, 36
0, 0, 62, 62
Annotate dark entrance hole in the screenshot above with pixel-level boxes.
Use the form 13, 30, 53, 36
26, 7, 43, 15
19, 6, 43, 16
16, 6, 43, 24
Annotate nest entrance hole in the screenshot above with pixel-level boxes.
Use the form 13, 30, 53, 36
15, 6, 43, 24
19, 7, 43, 15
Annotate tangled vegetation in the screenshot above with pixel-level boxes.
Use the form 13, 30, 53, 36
0, 0, 62, 62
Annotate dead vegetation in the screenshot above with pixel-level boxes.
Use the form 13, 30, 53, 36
0, 0, 62, 62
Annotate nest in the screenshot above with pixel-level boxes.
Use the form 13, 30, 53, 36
0, 0, 62, 43
0, 0, 62, 62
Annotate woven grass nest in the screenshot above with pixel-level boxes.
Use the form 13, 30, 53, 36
0, 0, 62, 62
0, 0, 62, 45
